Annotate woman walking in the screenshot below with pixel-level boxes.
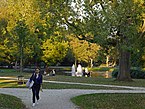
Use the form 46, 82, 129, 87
29, 68, 43, 107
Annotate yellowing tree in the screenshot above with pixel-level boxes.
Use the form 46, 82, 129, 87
68, 34, 100, 66
41, 32, 69, 65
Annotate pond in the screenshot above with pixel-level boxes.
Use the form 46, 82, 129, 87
91, 71, 112, 78
61, 70, 113, 78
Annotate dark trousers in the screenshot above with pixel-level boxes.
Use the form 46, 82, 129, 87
32, 84, 40, 103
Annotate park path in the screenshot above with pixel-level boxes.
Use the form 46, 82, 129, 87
1, 88, 145, 109
1, 77, 145, 109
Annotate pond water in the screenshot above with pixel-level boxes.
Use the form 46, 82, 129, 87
41, 67, 113, 78
61, 70, 113, 78
91, 71, 112, 78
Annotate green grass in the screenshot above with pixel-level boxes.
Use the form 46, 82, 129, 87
90, 67, 114, 71
0, 94, 26, 109
0, 79, 26, 88
1, 68, 145, 89
1, 68, 145, 109
45, 75, 145, 87
0, 69, 31, 79
0, 78, 124, 90
42, 82, 123, 90
71, 93, 145, 109
1, 68, 145, 88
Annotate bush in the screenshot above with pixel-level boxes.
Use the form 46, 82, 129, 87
90, 67, 111, 71
112, 69, 118, 78
112, 69, 145, 79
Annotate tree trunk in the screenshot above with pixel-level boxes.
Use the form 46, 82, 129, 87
90, 58, 93, 68
74, 58, 77, 68
106, 55, 109, 67
14, 61, 18, 70
20, 43, 23, 73
117, 49, 132, 81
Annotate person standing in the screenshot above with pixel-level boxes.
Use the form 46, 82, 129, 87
85, 67, 90, 77
71, 64, 75, 76
76, 64, 83, 77
29, 68, 43, 107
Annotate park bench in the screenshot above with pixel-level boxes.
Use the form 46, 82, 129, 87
64, 71, 71, 76
17, 75, 24, 84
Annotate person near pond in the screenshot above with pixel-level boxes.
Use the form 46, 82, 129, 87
52, 69, 56, 76
71, 64, 75, 76
83, 67, 86, 77
82, 67, 90, 77
85, 67, 90, 77
29, 68, 43, 107
76, 64, 83, 77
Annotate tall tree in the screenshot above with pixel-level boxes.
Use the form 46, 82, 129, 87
68, 34, 100, 66
41, 32, 69, 65
14, 20, 29, 72
61, 0, 145, 81
83, 0, 145, 81
0, 19, 11, 65
0, 0, 42, 67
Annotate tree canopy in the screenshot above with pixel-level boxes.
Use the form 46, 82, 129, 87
0, 0, 144, 80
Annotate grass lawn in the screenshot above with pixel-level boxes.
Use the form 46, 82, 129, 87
0, 94, 26, 109
45, 75, 145, 87
1, 68, 145, 88
42, 82, 124, 90
1, 68, 145, 109
0, 69, 31, 78
0, 79, 26, 88
0, 78, 123, 90
71, 93, 145, 109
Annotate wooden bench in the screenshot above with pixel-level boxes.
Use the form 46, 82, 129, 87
17, 75, 24, 84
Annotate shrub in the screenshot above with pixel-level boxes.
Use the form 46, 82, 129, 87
112, 69, 145, 79
112, 69, 118, 78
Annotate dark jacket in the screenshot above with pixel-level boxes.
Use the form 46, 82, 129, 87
30, 73, 43, 86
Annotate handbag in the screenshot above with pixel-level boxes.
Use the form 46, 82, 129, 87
26, 79, 34, 88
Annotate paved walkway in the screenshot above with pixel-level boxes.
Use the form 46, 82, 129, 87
1, 77, 145, 109
1, 87, 145, 109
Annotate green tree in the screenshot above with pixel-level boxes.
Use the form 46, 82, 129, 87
0, 0, 42, 67
68, 34, 100, 67
83, 0, 145, 81
41, 32, 69, 65
0, 19, 12, 65
14, 20, 30, 72
61, 0, 145, 81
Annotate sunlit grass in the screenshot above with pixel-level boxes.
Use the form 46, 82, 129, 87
1, 74, 145, 89
0, 78, 124, 90
0, 79, 26, 88
0, 79, 16, 83
1, 68, 145, 89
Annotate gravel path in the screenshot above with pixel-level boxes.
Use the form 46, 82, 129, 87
1, 88, 145, 109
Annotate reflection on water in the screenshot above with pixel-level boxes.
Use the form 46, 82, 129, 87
91, 71, 112, 78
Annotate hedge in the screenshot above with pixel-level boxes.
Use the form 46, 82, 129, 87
112, 69, 145, 79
